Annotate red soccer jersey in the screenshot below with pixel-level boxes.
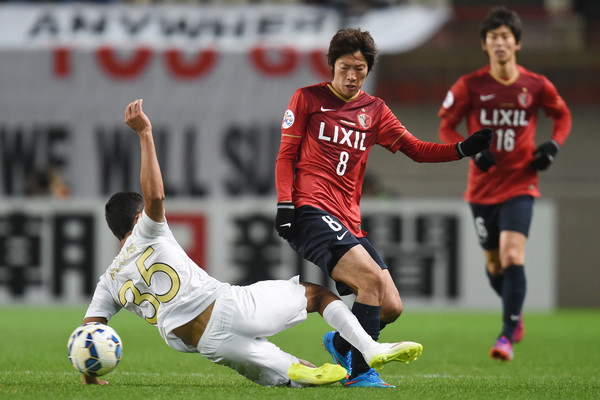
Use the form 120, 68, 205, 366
277, 82, 459, 237
438, 65, 571, 204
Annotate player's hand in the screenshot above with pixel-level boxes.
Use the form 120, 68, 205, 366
125, 99, 152, 134
472, 150, 496, 172
82, 374, 109, 385
531, 140, 559, 170
275, 202, 295, 240
456, 128, 493, 158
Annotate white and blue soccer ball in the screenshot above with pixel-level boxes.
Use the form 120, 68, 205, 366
67, 322, 123, 377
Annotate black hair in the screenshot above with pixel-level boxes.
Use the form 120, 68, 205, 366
105, 192, 144, 240
327, 28, 377, 76
480, 6, 523, 43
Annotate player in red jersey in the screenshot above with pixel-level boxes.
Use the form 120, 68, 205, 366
275, 28, 492, 387
438, 7, 571, 361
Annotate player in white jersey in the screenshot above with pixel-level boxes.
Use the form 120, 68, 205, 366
78, 99, 423, 387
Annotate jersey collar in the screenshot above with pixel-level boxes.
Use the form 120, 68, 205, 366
488, 65, 520, 86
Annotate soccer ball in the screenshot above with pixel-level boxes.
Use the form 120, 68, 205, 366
67, 322, 123, 377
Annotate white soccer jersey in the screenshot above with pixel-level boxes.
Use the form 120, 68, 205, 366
85, 210, 230, 352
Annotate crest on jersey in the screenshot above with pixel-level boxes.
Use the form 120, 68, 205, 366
518, 90, 533, 108
282, 109, 294, 129
357, 113, 372, 129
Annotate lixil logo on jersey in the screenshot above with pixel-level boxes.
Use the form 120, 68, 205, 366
282, 109, 294, 129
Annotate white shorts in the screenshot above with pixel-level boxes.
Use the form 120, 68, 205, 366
197, 276, 308, 386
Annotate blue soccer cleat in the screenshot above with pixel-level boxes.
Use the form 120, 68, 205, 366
322, 331, 351, 375
343, 368, 395, 388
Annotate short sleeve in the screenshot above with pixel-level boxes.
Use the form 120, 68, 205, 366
438, 77, 470, 123
84, 277, 121, 321
136, 210, 167, 239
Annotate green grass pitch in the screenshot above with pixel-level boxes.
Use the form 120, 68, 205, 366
0, 307, 598, 399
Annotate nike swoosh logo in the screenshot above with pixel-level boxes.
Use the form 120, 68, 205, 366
321, 106, 336, 112
279, 223, 291, 228
510, 314, 521, 322
344, 378, 390, 387
337, 231, 348, 240
480, 94, 496, 101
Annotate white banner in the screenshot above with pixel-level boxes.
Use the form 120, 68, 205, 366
0, 4, 450, 199
0, 4, 450, 52
0, 50, 333, 198
0, 198, 557, 310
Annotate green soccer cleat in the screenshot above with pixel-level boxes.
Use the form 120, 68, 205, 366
287, 363, 348, 386
363, 341, 423, 370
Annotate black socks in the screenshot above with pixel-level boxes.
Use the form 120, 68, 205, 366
349, 302, 381, 377
486, 268, 504, 296
500, 265, 526, 341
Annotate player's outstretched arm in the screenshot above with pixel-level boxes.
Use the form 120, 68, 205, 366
124, 99, 165, 223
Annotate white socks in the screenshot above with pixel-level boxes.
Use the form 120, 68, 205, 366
322, 300, 377, 355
